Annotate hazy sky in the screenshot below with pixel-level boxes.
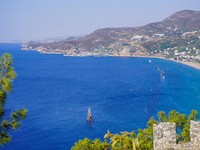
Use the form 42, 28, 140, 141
0, 0, 200, 41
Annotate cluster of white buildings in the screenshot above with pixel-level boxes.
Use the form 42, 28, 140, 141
131, 33, 164, 41
163, 46, 200, 60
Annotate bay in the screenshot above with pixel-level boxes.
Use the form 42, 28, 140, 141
0, 43, 200, 150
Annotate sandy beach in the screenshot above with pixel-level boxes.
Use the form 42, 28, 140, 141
110, 54, 200, 70
169, 59, 200, 70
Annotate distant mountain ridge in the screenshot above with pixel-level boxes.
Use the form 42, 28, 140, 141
23, 10, 200, 57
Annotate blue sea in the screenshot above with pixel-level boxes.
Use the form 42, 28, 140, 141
0, 43, 200, 150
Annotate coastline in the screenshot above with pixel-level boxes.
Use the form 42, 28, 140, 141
117, 55, 200, 70
168, 59, 200, 70
115, 55, 200, 70
21, 48, 200, 70
118, 54, 200, 70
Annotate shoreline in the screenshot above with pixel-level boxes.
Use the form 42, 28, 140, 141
64, 53, 200, 70
118, 55, 200, 70
116, 54, 200, 70
168, 59, 200, 70
114, 55, 200, 70
21, 48, 200, 70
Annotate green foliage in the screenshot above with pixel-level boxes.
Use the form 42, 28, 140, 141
104, 130, 138, 150
0, 53, 27, 146
188, 110, 198, 121
180, 122, 190, 142
71, 130, 139, 150
137, 117, 158, 150
0, 53, 16, 93
158, 111, 168, 122
168, 110, 187, 128
71, 138, 110, 150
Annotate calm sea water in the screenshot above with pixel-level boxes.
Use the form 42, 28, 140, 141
0, 43, 200, 150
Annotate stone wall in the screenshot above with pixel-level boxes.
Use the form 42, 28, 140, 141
153, 121, 200, 150
153, 122, 176, 149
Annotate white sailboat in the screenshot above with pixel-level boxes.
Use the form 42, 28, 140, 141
87, 107, 92, 121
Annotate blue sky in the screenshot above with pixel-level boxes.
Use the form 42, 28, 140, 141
0, 0, 200, 41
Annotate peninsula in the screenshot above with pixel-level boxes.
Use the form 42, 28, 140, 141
22, 10, 200, 69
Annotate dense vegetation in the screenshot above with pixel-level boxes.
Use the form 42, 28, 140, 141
71, 110, 198, 150
0, 53, 27, 146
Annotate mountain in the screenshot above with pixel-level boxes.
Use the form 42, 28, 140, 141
162, 10, 200, 30
23, 10, 200, 57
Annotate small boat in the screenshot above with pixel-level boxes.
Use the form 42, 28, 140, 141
87, 107, 92, 121
149, 59, 151, 63
130, 89, 138, 91
161, 69, 164, 75
158, 67, 160, 71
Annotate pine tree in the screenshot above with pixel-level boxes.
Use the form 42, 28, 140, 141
0, 53, 27, 146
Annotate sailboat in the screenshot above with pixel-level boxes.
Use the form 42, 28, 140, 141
87, 107, 92, 121
161, 69, 164, 75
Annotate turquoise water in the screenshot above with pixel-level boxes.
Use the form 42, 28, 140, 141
0, 43, 200, 150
